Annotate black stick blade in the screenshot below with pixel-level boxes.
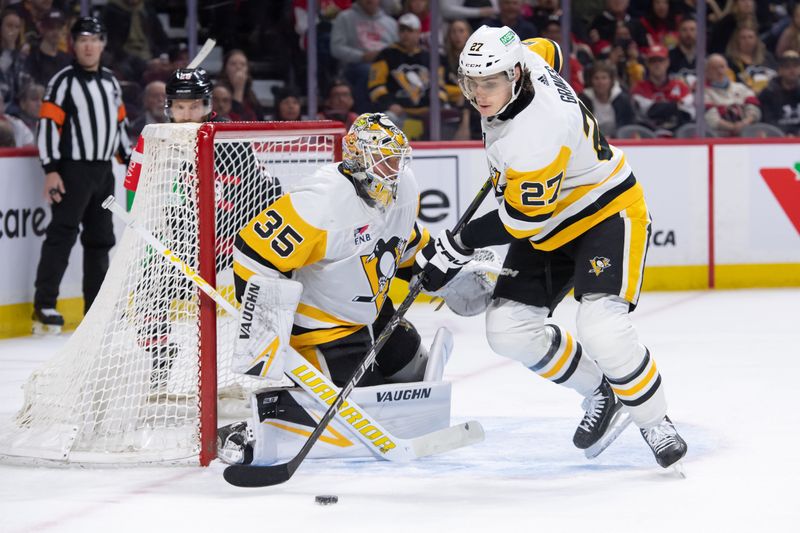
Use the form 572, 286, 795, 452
223, 462, 295, 487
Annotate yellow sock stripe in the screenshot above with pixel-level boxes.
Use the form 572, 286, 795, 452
611, 361, 658, 398
540, 333, 574, 379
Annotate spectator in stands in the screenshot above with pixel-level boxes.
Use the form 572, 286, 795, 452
580, 61, 635, 137
704, 53, 761, 137
483, 0, 538, 40
726, 22, 777, 95
211, 85, 233, 121
367, 12, 445, 139
24, 9, 70, 88
331, 0, 398, 113
318, 79, 358, 129
441, 0, 497, 30
104, 0, 170, 82
13, 82, 44, 133
441, 19, 479, 140
273, 86, 303, 121
217, 49, 266, 121
758, 51, 800, 136
668, 17, 697, 88
9, 0, 51, 50
403, 0, 430, 43
708, 0, 757, 55
776, 3, 800, 58
540, 16, 587, 94
128, 80, 167, 138
632, 44, 694, 133
638, 0, 680, 48
0, 91, 33, 146
0, 9, 27, 106
589, 0, 647, 57
529, 0, 561, 32
0, 117, 15, 147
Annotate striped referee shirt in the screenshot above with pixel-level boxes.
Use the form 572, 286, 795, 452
37, 61, 131, 173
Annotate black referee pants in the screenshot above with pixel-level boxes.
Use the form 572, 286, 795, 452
34, 161, 115, 314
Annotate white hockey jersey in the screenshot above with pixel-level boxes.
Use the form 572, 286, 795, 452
234, 163, 428, 355
483, 38, 644, 251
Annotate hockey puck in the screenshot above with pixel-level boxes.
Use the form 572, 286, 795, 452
315, 495, 338, 506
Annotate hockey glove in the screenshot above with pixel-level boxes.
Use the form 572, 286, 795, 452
414, 229, 474, 292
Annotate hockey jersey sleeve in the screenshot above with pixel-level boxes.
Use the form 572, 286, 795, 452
497, 144, 572, 240
399, 219, 430, 268
521, 38, 563, 74
233, 193, 328, 300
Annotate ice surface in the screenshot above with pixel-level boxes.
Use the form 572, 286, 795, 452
1, 289, 798, 532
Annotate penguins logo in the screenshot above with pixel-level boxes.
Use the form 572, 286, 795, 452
353, 236, 407, 312
589, 256, 612, 276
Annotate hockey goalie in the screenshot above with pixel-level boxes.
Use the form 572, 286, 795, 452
217, 113, 496, 466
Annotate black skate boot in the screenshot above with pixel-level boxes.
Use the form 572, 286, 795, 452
217, 421, 254, 465
573, 378, 622, 449
32, 307, 65, 334
640, 416, 687, 468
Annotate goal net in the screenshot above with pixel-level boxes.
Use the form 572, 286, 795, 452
0, 121, 343, 466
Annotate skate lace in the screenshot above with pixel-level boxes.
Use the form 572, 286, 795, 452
578, 392, 605, 432
642, 421, 679, 454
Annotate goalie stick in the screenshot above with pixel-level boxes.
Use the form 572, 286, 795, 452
102, 196, 485, 467
223, 175, 497, 488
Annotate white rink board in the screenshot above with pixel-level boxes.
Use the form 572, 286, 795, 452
714, 144, 800, 264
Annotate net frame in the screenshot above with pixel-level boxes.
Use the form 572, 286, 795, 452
0, 120, 344, 467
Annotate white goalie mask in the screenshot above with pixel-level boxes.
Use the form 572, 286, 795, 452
342, 113, 412, 211
458, 25, 525, 117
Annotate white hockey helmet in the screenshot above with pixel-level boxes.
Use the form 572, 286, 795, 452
342, 113, 412, 211
458, 25, 526, 116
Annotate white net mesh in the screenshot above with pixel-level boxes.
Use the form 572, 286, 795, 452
0, 122, 340, 465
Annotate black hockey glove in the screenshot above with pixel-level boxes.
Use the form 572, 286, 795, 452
413, 229, 474, 292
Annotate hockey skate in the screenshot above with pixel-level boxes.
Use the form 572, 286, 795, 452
217, 421, 254, 465
32, 308, 64, 335
640, 415, 687, 469
573, 378, 622, 450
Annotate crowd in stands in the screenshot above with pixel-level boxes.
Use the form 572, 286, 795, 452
1, 0, 800, 146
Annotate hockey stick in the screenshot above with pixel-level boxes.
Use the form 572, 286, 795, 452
223, 175, 497, 487
103, 196, 484, 465
187, 38, 216, 69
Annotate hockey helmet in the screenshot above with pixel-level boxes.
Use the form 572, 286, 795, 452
342, 113, 411, 210
458, 25, 525, 116
165, 68, 213, 122
70, 16, 106, 40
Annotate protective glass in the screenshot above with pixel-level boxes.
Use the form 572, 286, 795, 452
457, 71, 513, 102
165, 97, 212, 123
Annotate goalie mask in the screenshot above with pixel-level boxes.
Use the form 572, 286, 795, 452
458, 25, 525, 117
342, 113, 412, 211
165, 68, 213, 122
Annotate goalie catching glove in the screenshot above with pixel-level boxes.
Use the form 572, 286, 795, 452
414, 229, 474, 292
232, 275, 303, 381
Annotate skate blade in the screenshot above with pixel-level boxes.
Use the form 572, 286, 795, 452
670, 460, 687, 479
584, 412, 633, 459
32, 323, 62, 335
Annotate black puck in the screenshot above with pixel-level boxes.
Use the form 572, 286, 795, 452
315, 495, 338, 505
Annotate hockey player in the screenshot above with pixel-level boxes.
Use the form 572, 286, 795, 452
216, 113, 493, 466
415, 26, 687, 469
124, 67, 271, 392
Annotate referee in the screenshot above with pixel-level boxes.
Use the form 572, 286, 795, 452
32, 16, 131, 332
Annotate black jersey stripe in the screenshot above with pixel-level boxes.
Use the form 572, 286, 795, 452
234, 234, 287, 274
532, 173, 637, 243
503, 200, 553, 224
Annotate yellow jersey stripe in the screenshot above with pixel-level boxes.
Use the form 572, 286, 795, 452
296, 303, 360, 327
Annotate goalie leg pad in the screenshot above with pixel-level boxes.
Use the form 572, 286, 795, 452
246, 379, 452, 466
232, 275, 302, 381
486, 298, 603, 397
